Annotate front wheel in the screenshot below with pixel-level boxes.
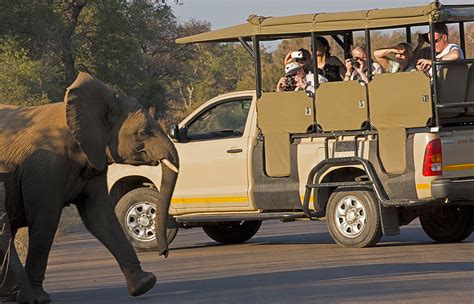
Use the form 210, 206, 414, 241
326, 188, 383, 248
202, 221, 262, 244
115, 187, 178, 252
420, 205, 473, 243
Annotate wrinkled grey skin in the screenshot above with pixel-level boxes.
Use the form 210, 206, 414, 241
0, 72, 179, 303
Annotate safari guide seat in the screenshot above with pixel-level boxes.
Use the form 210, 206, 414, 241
437, 62, 469, 119
465, 63, 474, 115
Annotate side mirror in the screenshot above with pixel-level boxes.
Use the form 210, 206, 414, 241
168, 124, 179, 140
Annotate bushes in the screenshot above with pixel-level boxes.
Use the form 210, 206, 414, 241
0, 38, 63, 105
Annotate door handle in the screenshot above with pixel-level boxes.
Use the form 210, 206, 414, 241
227, 148, 243, 154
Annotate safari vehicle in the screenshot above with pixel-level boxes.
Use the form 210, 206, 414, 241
108, 1, 474, 251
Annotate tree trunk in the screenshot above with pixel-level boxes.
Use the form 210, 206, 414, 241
60, 0, 86, 86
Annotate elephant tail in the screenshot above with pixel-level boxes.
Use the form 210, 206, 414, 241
0, 183, 36, 303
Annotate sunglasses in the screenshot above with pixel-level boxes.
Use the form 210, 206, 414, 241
432, 35, 444, 44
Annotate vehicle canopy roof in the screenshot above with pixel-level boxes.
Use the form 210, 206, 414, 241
176, 2, 474, 44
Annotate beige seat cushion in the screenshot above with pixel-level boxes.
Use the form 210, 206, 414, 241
377, 128, 407, 174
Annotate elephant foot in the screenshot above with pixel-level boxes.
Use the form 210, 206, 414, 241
0, 288, 36, 304
16, 288, 37, 304
0, 289, 18, 302
32, 287, 51, 303
124, 270, 156, 297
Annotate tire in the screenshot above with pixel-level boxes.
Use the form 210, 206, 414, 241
202, 221, 262, 244
420, 205, 474, 243
115, 187, 178, 252
326, 188, 382, 248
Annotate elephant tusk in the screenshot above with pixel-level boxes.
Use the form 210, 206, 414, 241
161, 159, 179, 173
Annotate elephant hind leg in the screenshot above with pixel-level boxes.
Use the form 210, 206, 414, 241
0, 239, 20, 302
0, 191, 36, 303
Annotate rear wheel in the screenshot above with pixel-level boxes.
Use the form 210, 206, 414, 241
326, 188, 382, 248
420, 205, 473, 243
115, 187, 178, 252
202, 221, 262, 244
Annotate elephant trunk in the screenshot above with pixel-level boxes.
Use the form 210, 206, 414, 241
155, 147, 179, 257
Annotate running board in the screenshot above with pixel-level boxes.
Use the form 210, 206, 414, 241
174, 212, 307, 223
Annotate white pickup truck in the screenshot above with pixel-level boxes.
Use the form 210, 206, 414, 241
108, 3, 474, 251
108, 88, 474, 251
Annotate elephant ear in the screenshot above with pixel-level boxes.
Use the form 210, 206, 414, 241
65, 72, 117, 171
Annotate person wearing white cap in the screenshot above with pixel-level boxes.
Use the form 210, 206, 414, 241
276, 52, 327, 92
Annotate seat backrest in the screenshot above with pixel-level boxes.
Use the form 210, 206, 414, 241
437, 63, 469, 118
257, 91, 314, 177
315, 81, 368, 131
368, 71, 432, 174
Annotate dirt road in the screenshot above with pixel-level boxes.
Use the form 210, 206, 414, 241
43, 220, 474, 304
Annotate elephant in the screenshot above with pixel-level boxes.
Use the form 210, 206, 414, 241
0, 72, 179, 303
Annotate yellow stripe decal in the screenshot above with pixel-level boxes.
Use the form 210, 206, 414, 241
171, 196, 248, 204
416, 183, 430, 190
172, 195, 313, 205
442, 164, 474, 171
300, 195, 314, 203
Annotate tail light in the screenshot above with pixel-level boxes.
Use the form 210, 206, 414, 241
423, 138, 442, 176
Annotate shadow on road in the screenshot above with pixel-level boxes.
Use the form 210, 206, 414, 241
170, 231, 334, 251
51, 261, 474, 304
170, 226, 473, 251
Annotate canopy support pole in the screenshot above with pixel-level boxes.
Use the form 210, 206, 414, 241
253, 36, 262, 98
239, 37, 255, 61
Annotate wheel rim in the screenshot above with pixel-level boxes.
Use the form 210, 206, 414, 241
433, 207, 462, 229
125, 201, 156, 242
334, 196, 367, 238
423, 206, 465, 236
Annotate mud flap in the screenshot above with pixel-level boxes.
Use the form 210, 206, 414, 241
379, 204, 400, 236
0, 182, 35, 302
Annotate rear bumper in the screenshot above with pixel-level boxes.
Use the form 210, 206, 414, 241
431, 178, 474, 202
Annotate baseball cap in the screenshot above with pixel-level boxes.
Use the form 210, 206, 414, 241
285, 62, 300, 76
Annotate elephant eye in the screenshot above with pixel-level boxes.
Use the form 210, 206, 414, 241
137, 129, 147, 140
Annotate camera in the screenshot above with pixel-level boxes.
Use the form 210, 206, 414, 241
291, 51, 305, 60
349, 58, 360, 69
419, 33, 429, 43
284, 75, 297, 91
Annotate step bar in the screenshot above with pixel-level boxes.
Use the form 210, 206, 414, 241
174, 212, 307, 223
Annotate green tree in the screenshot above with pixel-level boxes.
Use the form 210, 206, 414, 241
0, 38, 62, 105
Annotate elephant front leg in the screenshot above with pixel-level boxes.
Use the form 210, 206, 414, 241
76, 174, 156, 297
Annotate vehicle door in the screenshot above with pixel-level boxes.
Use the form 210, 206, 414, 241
172, 96, 255, 214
